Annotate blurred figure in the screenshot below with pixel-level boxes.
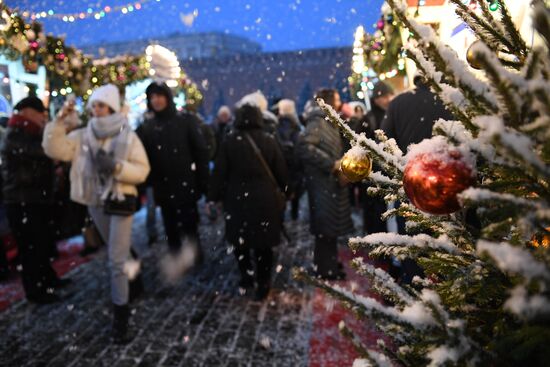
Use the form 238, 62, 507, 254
236, 91, 279, 137
381, 76, 452, 153
1, 97, 65, 303
208, 104, 288, 301
298, 89, 353, 280
361, 82, 395, 234
381, 75, 453, 284
213, 105, 233, 157
136, 82, 209, 263
43, 84, 150, 343
0, 119, 9, 281
276, 99, 303, 220
366, 82, 394, 137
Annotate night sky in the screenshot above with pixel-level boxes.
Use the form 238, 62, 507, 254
7, 0, 384, 51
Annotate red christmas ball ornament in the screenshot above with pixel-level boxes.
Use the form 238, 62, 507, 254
403, 138, 476, 215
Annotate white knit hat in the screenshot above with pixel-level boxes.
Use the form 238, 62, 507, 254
235, 91, 268, 111
88, 84, 121, 113
277, 99, 296, 116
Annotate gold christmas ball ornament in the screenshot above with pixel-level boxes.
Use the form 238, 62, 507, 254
340, 149, 372, 183
466, 41, 483, 70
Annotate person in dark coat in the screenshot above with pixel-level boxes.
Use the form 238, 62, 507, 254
136, 82, 210, 262
208, 104, 288, 301
360, 82, 395, 234
299, 89, 354, 280
236, 91, 279, 137
276, 99, 303, 220
1, 96, 67, 303
381, 75, 453, 283
381, 76, 453, 153
212, 105, 233, 158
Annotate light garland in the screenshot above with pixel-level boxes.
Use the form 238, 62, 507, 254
0, 2, 203, 108
349, 6, 406, 102
19, 0, 153, 22
352, 26, 366, 74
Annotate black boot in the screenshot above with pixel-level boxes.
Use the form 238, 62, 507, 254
129, 275, 144, 302
112, 304, 130, 344
255, 282, 270, 301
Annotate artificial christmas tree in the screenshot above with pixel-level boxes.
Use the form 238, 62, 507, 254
295, 0, 550, 365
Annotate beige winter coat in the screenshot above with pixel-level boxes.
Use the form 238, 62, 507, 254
42, 121, 150, 206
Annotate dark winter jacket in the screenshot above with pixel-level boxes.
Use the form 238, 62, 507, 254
298, 107, 353, 238
1, 115, 54, 204
208, 105, 288, 249
136, 90, 210, 206
381, 82, 453, 153
365, 102, 387, 139
276, 115, 303, 195
262, 110, 279, 137
198, 118, 217, 161
213, 119, 233, 158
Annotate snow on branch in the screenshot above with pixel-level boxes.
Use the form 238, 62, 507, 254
504, 285, 550, 320
459, 188, 543, 208
331, 284, 439, 329
468, 42, 527, 126
368, 171, 401, 188
388, 0, 499, 112
477, 241, 550, 280
349, 233, 462, 255
351, 257, 416, 305
473, 116, 550, 179
316, 98, 405, 176
433, 119, 499, 164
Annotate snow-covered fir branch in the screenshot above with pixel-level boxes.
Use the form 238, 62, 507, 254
331, 283, 440, 329
316, 98, 405, 177
432, 119, 499, 164
351, 257, 416, 305
477, 240, 550, 280
368, 171, 401, 188
459, 188, 545, 210
349, 233, 463, 255
504, 285, 550, 319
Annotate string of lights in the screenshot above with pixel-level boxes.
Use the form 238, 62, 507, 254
18, 0, 156, 22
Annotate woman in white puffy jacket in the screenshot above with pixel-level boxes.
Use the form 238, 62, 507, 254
42, 84, 150, 344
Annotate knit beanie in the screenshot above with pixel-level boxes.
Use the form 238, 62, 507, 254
14, 96, 46, 113
235, 91, 268, 111
88, 84, 121, 113
372, 82, 394, 98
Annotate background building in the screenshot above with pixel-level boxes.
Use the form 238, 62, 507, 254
80, 32, 262, 60
184, 47, 352, 118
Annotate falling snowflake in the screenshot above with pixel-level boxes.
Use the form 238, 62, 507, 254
259, 335, 271, 349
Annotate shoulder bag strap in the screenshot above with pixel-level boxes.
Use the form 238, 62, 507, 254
243, 132, 281, 191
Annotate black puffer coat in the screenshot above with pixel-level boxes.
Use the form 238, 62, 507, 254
277, 115, 303, 196
1, 115, 54, 204
136, 84, 210, 206
298, 108, 353, 238
381, 81, 453, 153
208, 105, 288, 249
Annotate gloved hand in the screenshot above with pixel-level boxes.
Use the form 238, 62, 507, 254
95, 148, 117, 176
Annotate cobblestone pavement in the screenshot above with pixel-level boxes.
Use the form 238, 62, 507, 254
0, 205, 327, 367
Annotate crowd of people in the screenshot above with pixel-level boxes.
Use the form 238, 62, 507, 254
0, 75, 450, 344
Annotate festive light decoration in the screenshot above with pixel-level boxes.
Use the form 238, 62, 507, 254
488, 0, 499, 12
531, 227, 550, 248
352, 26, 366, 74
349, 7, 405, 101
0, 2, 203, 108
22, 0, 150, 22
340, 150, 372, 182
403, 140, 476, 215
